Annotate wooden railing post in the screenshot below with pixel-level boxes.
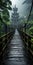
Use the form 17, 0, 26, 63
18, 29, 33, 56
0, 30, 15, 59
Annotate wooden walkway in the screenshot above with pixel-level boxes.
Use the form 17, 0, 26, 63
2, 29, 33, 65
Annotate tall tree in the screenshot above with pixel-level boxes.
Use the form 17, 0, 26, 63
22, 0, 33, 21
0, 0, 12, 36
0, 0, 12, 23
22, 0, 33, 32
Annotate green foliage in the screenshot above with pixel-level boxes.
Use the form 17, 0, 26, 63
29, 26, 33, 35
0, 0, 12, 36
0, 0, 12, 10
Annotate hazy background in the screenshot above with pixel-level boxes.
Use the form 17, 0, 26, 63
10, 0, 32, 18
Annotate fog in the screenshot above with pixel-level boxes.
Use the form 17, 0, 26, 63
10, 0, 32, 18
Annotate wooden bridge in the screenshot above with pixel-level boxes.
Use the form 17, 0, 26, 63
0, 29, 33, 65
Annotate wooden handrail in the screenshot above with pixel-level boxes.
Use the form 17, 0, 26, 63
23, 32, 33, 43
19, 30, 33, 56
0, 30, 15, 58
23, 32, 33, 39
0, 32, 11, 39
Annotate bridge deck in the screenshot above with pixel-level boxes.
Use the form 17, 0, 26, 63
2, 29, 33, 65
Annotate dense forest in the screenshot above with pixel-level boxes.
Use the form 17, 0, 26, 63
0, 0, 12, 36
0, 0, 33, 37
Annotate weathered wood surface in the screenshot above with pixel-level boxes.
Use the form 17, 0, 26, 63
1, 29, 33, 65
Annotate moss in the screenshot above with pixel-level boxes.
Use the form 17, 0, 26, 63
31, 39, 33, 42
29, 26, 33, 35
